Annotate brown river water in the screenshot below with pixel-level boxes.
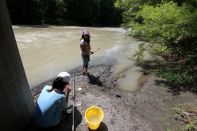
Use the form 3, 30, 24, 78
13, 26, 142, 91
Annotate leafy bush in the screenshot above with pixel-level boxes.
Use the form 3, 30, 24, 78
117, 0, 197, 55
148, 43, 169, 55
117, 0, 197, 88
134, 2, 197, 44
133, 43, 145, 65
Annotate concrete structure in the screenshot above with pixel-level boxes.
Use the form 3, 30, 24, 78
0, 0, 34, 130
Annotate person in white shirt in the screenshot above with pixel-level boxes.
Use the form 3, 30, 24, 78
80, 30, 93, 75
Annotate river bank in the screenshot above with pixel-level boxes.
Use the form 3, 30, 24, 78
30, 62, 197, 131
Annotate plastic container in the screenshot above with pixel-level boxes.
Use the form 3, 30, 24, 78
85, 106, 104, 130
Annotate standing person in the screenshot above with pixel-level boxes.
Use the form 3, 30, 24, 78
34, 72, 72, 128
80, 30, 93, 76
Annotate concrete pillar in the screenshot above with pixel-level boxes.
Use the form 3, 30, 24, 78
0, 0, 34, 130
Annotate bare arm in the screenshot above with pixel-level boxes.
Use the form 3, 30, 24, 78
89, 43, 91, 50
65, 86, 71, 103
80, 44, 86, 53
88, 43, 94, 54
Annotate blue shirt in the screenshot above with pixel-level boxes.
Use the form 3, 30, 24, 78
34, 85, 67, 128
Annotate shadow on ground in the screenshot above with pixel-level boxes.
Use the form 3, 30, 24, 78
30, 107, 82, 131
88, 74, 103, 87
138, 60, 197, 95
88, 122, 108, 131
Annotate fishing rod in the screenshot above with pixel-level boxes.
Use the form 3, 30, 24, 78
93, 48, 101, 53
90, 48, 101, 55
72, 72, 75, 131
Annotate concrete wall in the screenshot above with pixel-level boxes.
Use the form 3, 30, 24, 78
0, 0, 34, 130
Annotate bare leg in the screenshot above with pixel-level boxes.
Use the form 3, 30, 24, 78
84, 65, 88, 75
83, 66, 85, 75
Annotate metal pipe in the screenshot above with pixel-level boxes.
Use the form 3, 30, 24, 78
72, 72, 75, 131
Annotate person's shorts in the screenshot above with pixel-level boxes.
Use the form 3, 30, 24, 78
82, 55, 90, 66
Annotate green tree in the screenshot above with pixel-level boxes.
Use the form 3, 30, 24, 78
6, 0, 41, 24
6, 0, 122, 26
38, 0, 68, 24
66, 0, 122, 26
117, 0, 197, 87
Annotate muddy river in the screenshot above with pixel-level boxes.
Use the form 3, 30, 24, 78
13, 26, 142, 90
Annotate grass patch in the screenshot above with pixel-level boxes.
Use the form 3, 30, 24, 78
154, 64, 193, 87
172, 103, 197, 131
133, 42, 197, 92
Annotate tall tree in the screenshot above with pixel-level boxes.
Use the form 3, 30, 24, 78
6, 0, 41, 24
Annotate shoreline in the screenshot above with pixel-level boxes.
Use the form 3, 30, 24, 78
30, 63, 115, 102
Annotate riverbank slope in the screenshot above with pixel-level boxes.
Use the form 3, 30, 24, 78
30, 63, 197, 131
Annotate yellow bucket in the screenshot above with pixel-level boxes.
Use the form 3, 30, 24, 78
85, 106, 104, 130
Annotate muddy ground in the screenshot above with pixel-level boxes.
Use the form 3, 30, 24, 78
30, 64, 197, 131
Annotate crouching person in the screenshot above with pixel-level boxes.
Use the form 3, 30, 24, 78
34, 72, 72, 128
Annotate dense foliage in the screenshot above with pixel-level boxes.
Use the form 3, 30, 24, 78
5, 0, 122, 26
116, 0, 197, 89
